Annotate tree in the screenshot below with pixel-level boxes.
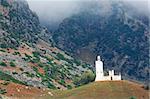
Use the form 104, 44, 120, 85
10, 62, 16, 67
0, 62, 7, 67
74, 70, 95, 86
1, 0, 9, 7
130, 96, 136, 99
0, 44, 7, 48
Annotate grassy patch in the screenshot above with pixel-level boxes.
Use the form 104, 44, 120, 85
49, 81, 148, 99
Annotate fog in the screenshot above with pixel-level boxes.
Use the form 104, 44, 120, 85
27, 0, 82, 29
27, 0, 149, 29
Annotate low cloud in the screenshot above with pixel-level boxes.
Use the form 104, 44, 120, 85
27, 0, 81, 27
27, 0, 149, 29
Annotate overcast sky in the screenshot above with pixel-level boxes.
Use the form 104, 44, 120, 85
27, 0, 149, 28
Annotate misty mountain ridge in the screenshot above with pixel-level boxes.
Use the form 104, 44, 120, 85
50, 1, 149, 83
0, 0, 149, 98
30, 0, 149, 31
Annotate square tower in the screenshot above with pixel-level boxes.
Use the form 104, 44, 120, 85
95, 56, 104, 81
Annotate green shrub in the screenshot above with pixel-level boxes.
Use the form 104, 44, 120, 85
10, 61, 16, 67
57, 53, 66, 60
22, 57, 28, 61
47, 82, 56, 89
33, 66, 38, 72
0, 71, 25, 85
1, 81, 9, 86
82, 64, 87, 68
74, 59, 81, 66
1, 0, 9, 7
38, 63, 46, 67
58, 79, 66, 86
24, 72, 35, 78
13, 52, 20, 55
19, 68, 24, 71
0, 44, 7, 48
25, 54, 32, 59
142, 85, 149, 90
74, 70, 95, 86
30, 58, 40, 63
0, 49, 6, 52
0, 88, 7, 94
12, 72, 18, 75
32, 51, 40, 58
45, 56, 53, 62
0, 12, 3, 16
0, 62, 7, 67
130, 96, 136, 99
67, 85, 72, 89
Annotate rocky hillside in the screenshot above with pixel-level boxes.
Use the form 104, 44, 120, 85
0, 0, 52, 48
0, 0, 93, 90
52, 2, 149, 83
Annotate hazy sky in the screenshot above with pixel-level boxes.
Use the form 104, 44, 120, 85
27, 0, 81, 25
27, 0, 149, 28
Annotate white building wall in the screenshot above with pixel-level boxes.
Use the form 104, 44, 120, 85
103, 76, 111, 80
95, 60, 103, 77
112, 75, 121, 80
95, 56, 121, 81
95, 56, 104, 81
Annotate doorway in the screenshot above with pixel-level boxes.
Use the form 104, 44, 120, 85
111, 77, 113, 80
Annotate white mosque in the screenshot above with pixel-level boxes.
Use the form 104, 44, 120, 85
95, 56, 121, 81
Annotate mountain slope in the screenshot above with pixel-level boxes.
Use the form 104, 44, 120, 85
51, 80, 149, 99
0, 80, 51, 98
0, 0, 52, 48
0, 0, 92, 90
1, 80, 148, 99
52, 2, 149, 83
